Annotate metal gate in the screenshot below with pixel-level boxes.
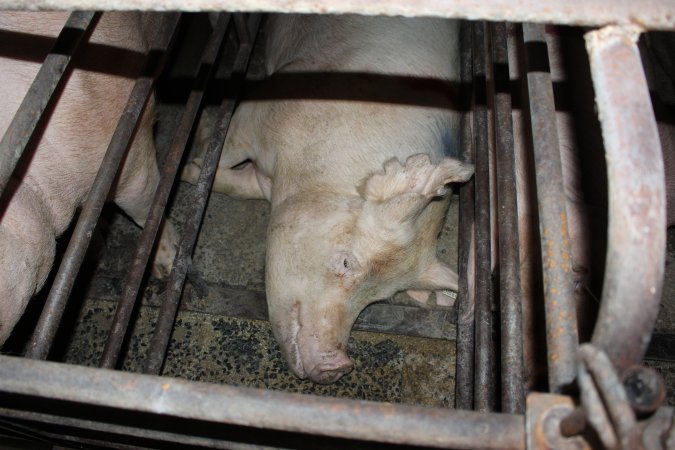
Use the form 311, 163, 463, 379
0, 2, 673, 448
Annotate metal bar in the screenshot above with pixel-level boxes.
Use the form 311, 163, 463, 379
472, 20, 495, 412
79, 275, 460, 341
143, 14, 261, 375
0, 11, 96, 198
491, 22, 525, 414
0, 0, 673, 30
586, 25, 666, 371
521, 23, 578, 393
455, 19, 475, 411
99, 13, 231, 370
0, 355, 526, 450
24, 14, 181, 360
0, 408, 283, 450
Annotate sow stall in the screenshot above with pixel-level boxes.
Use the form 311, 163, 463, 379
0, 1, 673, 448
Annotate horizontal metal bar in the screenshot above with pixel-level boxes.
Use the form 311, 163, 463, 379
586, 25, 666, 371
0, 408, 282, 450
0, 11, 96, 198
0, 355, 526, 449
0, 0, 673, 30
84, 276, 457, 341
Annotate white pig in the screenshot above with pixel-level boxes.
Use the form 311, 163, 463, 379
182, 15, 473, 383
0, 12, 177, 345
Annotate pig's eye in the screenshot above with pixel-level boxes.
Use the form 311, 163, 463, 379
330, 250, 361, 277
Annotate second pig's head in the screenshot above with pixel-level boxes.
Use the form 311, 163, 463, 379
266, 154, 474, 383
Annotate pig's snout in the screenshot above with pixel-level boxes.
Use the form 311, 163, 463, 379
305, 350, 353, 384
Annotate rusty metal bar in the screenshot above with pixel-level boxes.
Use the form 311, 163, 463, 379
455, 19, 475, 411
1, 0, 674, 30
491, 21, 525, 414
142, 14, 260, 375
24, 14, 181, 360
521, 23, 578, 393
585, 26, 666, 371
99, 13, 231, 370
0, 355, 526, 450
0, 11, 96, 198
472, 20, 495, 412
0, 408, 279, 450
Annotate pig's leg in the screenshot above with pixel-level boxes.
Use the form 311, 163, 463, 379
181, 102, 269, 199
112, 101, 177, 278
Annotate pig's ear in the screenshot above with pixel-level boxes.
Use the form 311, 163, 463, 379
362, 154, 473, 225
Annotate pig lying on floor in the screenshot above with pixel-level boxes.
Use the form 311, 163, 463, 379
0, 12, 177, 345
182, 15, 472, 384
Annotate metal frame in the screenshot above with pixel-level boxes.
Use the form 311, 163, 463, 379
0, 1, 672, 448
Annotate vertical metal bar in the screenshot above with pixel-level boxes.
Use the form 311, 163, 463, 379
143, 14, 261, 375
521, 23, 578, 393
585, 25, 666, 371
455, 20, 475, 411
491, 22, 525, 413
0, 11, 96, 198
99, 13, 231, 369
24, 14, 181, 360
472, 20, 495, 412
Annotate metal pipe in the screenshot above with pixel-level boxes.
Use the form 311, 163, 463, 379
142, 14, 261, 375
0, 0, 673, 30
586, 25, 666, 371
99, 13, 231, 370
24, 14, 181, 360
491, 21, 525, 414
0, 408, 282, 450
521, 23, 578, 393
0, 355, 527, 450
472, 20, 495, 412
455, 19, 475, 411
0, 11, 96, 198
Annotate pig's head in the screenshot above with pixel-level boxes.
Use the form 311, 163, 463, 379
266, 154, 474, 383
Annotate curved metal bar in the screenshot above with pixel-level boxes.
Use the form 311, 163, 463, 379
585, 26, 666, 371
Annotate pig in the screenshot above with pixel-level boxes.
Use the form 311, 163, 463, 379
182, 14, 473, 383
0, 12, 177, 345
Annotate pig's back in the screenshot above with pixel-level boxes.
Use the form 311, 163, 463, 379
256, 15, 460, 201
0, 12, 147, 234
265, 14, 458, 80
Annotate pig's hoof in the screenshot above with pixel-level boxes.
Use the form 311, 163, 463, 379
307, 355, 354, 384
180, 158, 203, 185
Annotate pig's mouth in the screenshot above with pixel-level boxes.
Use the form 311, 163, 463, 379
285, 301, 308, 379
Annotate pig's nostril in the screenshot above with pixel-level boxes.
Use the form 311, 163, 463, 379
308, 358, 354, 384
